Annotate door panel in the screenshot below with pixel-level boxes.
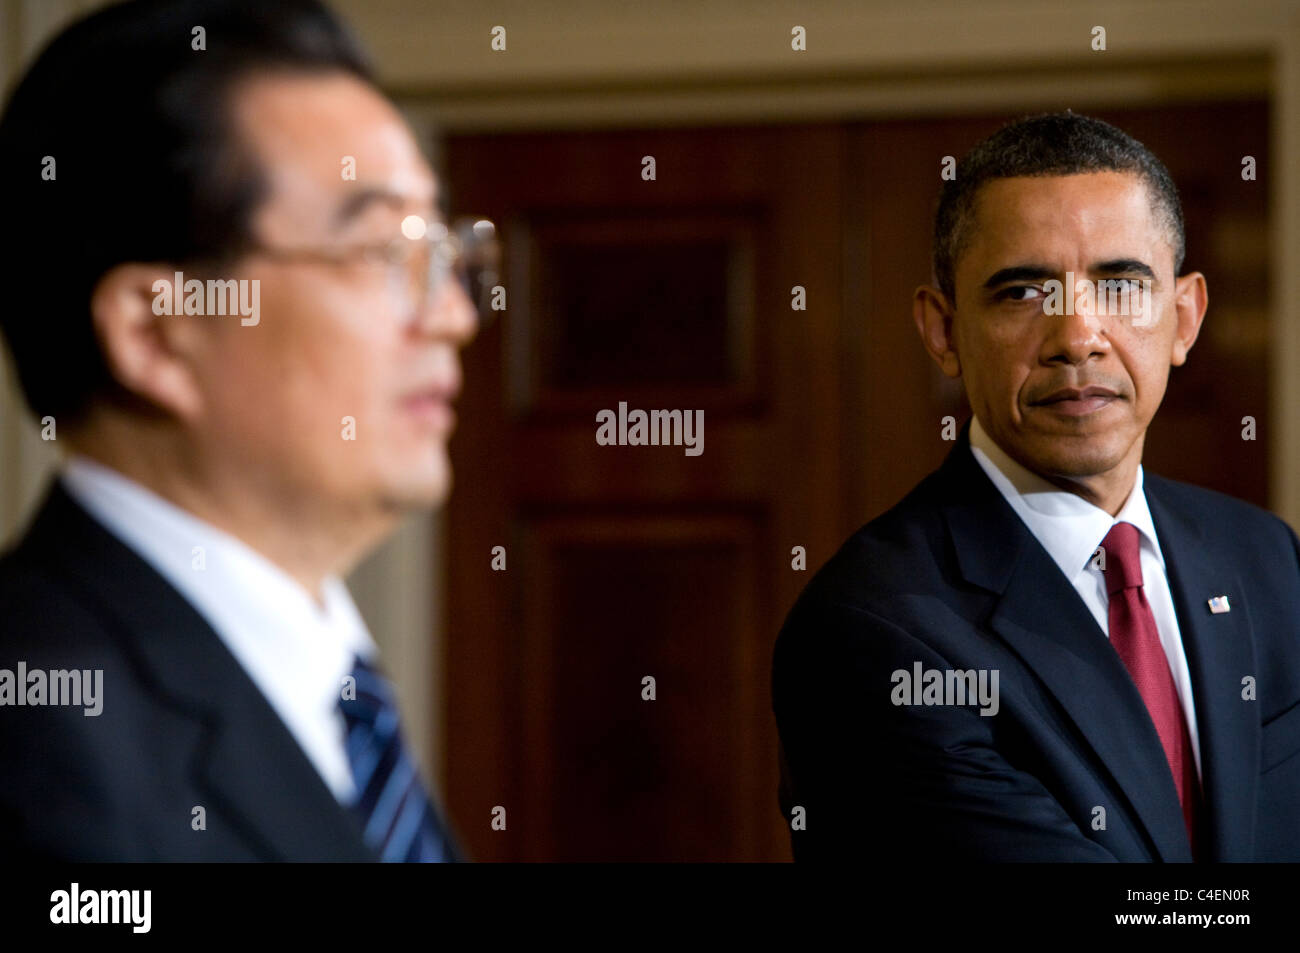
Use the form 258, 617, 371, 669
443, 126, 845, 862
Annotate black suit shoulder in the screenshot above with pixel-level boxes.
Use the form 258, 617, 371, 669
1145, 470, 1300, 554
794, 467, 955, 611
0, 548, 212, 860
0, 485, 374, 862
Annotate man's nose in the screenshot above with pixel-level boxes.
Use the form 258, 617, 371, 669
414, 277, 478, 345
1042, 287, 1108, 364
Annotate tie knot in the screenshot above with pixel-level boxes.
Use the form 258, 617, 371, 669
1099, 521, 1144, 594
340, 654, 397, 729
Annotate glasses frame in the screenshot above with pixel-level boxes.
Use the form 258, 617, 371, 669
237, 215, 501, 324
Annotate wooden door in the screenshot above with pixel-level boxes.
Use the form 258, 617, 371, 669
442, 126, 847, 861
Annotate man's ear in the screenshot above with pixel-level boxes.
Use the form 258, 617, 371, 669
1170, 271, 1207, 367
89, 264, 207, 421
912, 284, 962, 378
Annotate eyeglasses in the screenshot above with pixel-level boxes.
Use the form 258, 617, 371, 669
244, 215, 501, 324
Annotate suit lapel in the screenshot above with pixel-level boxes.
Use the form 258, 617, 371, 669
1145, 476, 1259, 862
939, 428, 1192, 861
22, 482, 376, 861
193, 682, 376, 861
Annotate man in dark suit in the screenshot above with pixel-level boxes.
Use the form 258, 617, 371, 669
773, 113, 1300, 862
0, 0, 486, 860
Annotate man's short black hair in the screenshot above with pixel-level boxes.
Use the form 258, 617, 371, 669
932, 111, 1186, 304
0, 0, 374, 423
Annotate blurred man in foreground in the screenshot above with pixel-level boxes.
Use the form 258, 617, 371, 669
0, 0, 489, 860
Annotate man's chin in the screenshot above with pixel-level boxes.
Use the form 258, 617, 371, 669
376, 454, 453, 511
1017, 434, 1129, 481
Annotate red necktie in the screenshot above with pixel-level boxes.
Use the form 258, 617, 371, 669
1100, 521, 1201, 857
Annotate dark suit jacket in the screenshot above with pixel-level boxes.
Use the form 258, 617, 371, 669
0, 481, 462, 861
773, 424, 1300, 861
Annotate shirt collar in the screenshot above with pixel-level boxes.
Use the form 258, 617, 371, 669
968, 415, 1165, 581
59, 454, 376, 719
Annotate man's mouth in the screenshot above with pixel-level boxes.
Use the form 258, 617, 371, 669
401, 383, 459, 431
1031, 386, 1120, 417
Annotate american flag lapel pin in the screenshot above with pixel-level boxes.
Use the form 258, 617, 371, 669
1207, 595, 1231, 614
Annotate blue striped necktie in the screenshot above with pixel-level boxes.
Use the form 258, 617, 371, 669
339, 655, 454, 862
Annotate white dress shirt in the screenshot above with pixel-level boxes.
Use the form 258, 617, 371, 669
60, 455, 377, 803
968, 415, 1202, 779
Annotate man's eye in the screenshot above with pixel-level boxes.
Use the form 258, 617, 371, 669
998, 285, 1044, 302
